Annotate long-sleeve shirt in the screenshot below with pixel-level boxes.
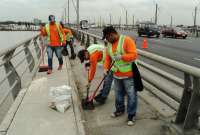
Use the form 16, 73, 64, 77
63, 28, 73, 37
104, 36, 138, 78
40, 23, 65, 46
89, 51, 103, 82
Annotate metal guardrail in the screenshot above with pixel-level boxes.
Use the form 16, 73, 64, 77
0, 34, 42, 122
73, 29, 200, 132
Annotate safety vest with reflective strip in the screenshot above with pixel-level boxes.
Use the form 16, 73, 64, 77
108, 35, 132, 73
45, 23, 64, 43
87, 44, 105, 64
66, 33, 71, 41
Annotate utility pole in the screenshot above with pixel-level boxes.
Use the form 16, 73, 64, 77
132, 15, 135, 28
77, 0, 79, 28
64, 8, 67, 24
100, 16, 102, 28
194, 7, 197, 30
118, 16, 121, 29
68, 0, 70, 24
155, 3, 158, 24
93, 17, 96, 24
119, 16, 121, 26
126, 10, 128, 27
109, 14, 112, 25
170, 16, 173, 27
194, 6, 199, 37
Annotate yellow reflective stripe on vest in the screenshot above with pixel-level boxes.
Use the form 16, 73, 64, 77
108, 35, 132, 73
87, 44, 105, 63
66, 33, 71, 41
45, 23, 64, 43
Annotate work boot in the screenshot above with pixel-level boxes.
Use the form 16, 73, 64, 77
127, 114, 136, 126
57, 65, 63, 70
47, 69, 52, 75
94, 94, 106, 104
70, 54, 76, 60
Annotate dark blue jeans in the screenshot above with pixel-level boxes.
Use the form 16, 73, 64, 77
65, 38, 75, 57
98, 71, 113, 98
114, 77, 137, 116
47, 46, 63, 70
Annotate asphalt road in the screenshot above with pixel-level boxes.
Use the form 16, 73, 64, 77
86, 28, 200, 68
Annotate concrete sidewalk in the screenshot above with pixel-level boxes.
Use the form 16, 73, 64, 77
71, 44, 178, 135
0, 57, 85, 135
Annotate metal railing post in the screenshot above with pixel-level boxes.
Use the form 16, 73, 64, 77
3, 50, 21, 99
175, 73, 192, 124
86, 34, 90, 48
183, 77, 200, 129
93, 37, 97, 44
78, 31, 82, 41
33, 37, 41, 59
24, 40, 35, 72
81, 33, 85, 45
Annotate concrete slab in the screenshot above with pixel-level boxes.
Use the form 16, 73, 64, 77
70, 49, 178, 135
5, 57, 85, 135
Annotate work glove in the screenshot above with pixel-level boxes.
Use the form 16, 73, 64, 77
113, 54, 122, 61
103, 69, 109, 76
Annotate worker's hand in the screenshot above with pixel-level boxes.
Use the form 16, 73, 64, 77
62, 41, 66, 46
103, 69, 109, 76
113, 54, 122, 61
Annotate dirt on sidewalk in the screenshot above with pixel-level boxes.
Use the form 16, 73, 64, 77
70, 57, 179, 135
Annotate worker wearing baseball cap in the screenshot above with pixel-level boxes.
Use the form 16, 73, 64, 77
41, 15, 65, 74
78, 43, 113, 104
103, 26, 138, 126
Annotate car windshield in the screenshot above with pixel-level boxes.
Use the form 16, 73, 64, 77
149, 24, 159, 30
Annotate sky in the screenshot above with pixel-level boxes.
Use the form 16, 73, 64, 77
0, 0, 200, 26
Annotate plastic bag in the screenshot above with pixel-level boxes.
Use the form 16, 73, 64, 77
49, 85, 72, 113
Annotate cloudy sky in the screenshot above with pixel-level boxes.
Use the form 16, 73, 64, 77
1, 0, 200, 25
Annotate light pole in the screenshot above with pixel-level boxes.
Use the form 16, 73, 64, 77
68, 0, 69, 24
126, 10, 128, 28
193, 0, 200, 36
109, 13, 112, 25
64, 8, 67, 24
170, 16, 173, 27
155, 3, 158, 24
77, 0, 79, 28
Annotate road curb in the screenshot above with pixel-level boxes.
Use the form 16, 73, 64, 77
65, 57, 87, 135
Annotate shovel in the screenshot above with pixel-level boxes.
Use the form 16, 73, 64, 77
81, 66, 95, 110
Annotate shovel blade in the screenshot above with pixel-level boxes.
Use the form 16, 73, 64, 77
81, 98, 95, 110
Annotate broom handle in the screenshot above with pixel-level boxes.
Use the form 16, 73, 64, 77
41, 45, 45, 64
88, 61, 115, 101
86, 68, 90, 100
40, 37, 45, 65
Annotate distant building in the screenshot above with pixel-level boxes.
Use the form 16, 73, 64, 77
33, 18, 42, 25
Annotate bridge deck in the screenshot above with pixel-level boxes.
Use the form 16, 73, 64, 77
0, 41, 181, 135
0, 56, 85, 135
